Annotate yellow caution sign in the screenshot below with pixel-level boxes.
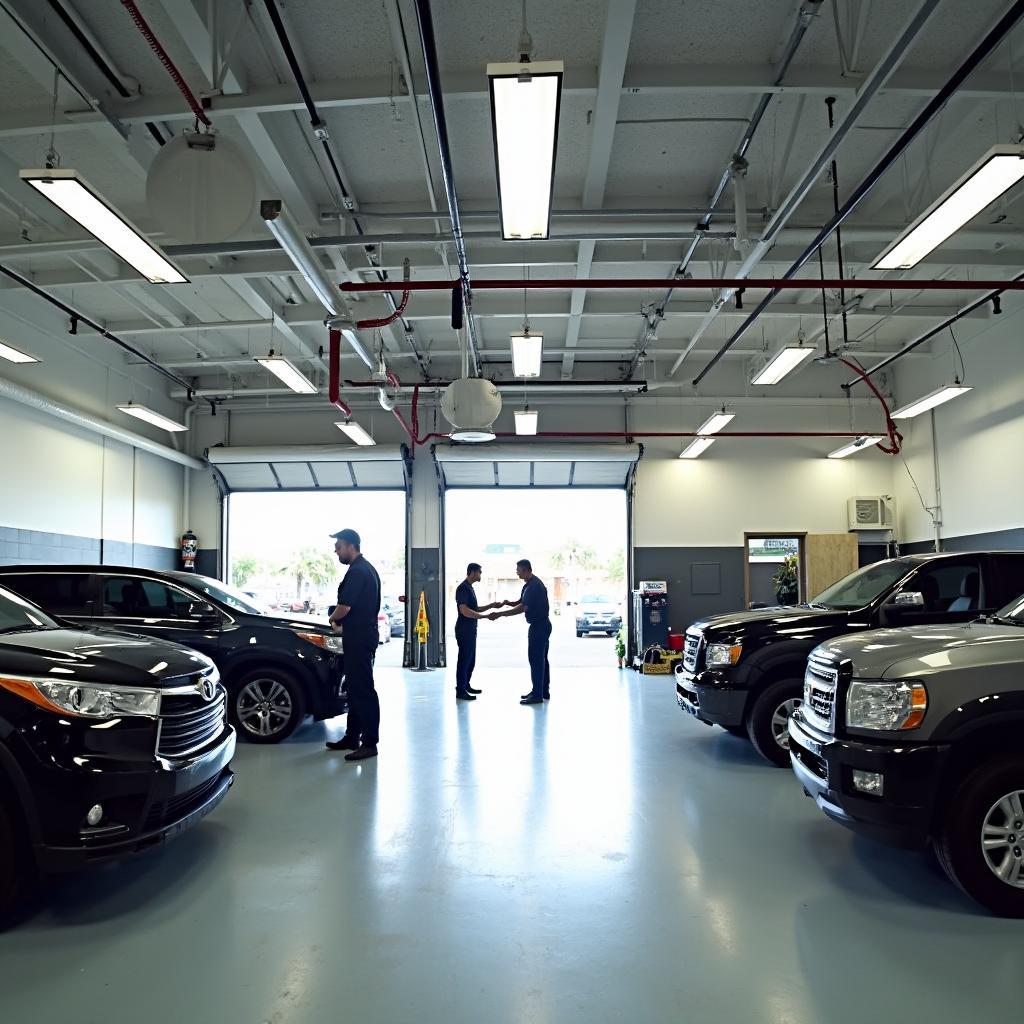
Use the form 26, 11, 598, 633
415, 591, 429, 643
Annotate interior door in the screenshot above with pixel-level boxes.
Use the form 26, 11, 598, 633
96, 575, 224, 659
805, 534, 860, 598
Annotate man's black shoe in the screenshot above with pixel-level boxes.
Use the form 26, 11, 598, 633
456, 691, 477, 701
520, 696, 544, 705
326, 735, 359, 751
467, 686, 482, 694
544, 693, 551, 700
345, 744, 378, 761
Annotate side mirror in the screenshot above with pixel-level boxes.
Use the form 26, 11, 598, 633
190, 601, 220, 625
891, 591, 925, 608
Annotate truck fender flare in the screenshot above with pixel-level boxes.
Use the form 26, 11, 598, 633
929, 693, 1024, 743
0, 723, 43, 849
743, 641, 810, 686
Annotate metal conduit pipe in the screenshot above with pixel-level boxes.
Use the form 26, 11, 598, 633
671, 0, 944, 379
636, 0, 823, 364
692, 0, 1024, 387
411, 0, 480, 376
844, 269, 1024, 386
0, 375, 204, 470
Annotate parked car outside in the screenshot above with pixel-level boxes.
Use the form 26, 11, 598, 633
789, 591, 1024, 916
0, 566, 347, 745
377, 611, 391, 645
576, 594, 623, 637
382, 597, 405, 637
0, 583, 235, 919
676, 552, 1024, 766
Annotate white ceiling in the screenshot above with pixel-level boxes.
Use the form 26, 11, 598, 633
0, 0, 1021, 411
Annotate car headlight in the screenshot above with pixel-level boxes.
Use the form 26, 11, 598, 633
706, 642, 742, 667
0, 676, 160, 718
846, 680, 927, 731
294, 630, 344, 653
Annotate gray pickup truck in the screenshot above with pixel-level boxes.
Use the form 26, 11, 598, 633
789, 591, 1024, 917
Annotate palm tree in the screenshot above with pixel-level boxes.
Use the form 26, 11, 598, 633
290, 548, 337, 600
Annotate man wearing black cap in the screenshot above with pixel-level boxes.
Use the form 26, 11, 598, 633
454, 563, 502, 702
326, 528, 382, 761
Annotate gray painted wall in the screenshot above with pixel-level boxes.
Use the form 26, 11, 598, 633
902, 527, 1024, 555
633, 547, 746, 634
409, 546, 443, 667
0, 526, 178, 571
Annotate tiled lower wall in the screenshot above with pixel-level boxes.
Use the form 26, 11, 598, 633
0, 526, 179, 570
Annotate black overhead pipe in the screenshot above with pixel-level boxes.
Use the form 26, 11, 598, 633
410, 0, 481, 376
260, 0, 426, 371
43, 0, 165, 146
630, 0, 823, 371
843, 271, 1024, 387
693, 0, 1024, 387
0, 261, 194, 393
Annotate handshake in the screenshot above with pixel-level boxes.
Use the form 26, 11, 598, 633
484, 599, 517, 621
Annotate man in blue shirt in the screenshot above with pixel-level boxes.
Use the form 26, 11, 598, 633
454, 562, 502, 702
490, 558, 551, 705
326, 528, 382, 761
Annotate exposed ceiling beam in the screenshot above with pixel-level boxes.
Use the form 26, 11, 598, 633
563, 0, 638, 380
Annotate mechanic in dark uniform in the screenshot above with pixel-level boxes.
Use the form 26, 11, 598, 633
490, 558, 551, 705
326, 528, 382, 761
454, 562, 502, 702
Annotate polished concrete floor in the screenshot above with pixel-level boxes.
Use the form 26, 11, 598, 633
2, 667, 1020, 1024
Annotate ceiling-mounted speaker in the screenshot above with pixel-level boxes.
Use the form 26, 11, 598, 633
146, 132, 256, 243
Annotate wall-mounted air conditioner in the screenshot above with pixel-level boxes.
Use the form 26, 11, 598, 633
848, 495, 896, 531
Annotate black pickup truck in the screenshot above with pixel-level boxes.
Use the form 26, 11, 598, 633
675, 551, 1024, 766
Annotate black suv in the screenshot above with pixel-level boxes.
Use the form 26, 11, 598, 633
0, 582, 235, 918
676, 551, 1024, 766
0, 566, 346, 745
790, 593, 1024, 916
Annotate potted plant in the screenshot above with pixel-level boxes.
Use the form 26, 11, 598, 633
615, 627, 626, 669
773, 554, 800, 606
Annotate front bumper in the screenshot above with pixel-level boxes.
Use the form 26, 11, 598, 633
788, 711, 949, 849
675, 668, 749, 728
577, 619, 621, 633
32, 726, 237, 872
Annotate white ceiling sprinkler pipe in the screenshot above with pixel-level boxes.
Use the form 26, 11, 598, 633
0, 375, 204, 470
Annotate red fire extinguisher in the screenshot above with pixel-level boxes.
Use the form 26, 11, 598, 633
181, 529, 198, 571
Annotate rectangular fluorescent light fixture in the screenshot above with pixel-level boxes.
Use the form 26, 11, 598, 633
697, 410, 734, 435
515, 410, 538, 435
510, 332, 543, 377
0, 340, 38, 364
255, 356, 318, 394
874, 146, 1024, 270
488, 61, 563, 240
20, 169, 187, 284
827, 436, 885, 459
751, 345, 815, 386
117, 402, 187, 432
679, 437, 716, 460
335, 421, 375, 446
891, 384, 972, 420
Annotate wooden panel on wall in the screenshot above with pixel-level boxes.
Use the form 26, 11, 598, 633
805, 534, 860, 597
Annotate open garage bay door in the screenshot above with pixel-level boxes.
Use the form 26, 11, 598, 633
433, 443, 642, 489
206, 444, 411, 491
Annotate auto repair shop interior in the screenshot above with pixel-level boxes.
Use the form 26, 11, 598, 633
1, 1, 1024, 1022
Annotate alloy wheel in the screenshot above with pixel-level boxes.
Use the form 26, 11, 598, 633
237, 678, 293, 738
771, 698, 802, 751
981, 789, 1024, 889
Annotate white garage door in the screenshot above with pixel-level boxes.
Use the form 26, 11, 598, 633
433, 443, 642, 488
206, 444, 411, 491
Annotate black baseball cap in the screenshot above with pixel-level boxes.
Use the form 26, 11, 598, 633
330, 528, 361, 547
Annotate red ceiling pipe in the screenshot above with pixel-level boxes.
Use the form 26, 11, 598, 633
355, 289, 411, 329
341, 277, 1024, 294
327, 329, 353, 419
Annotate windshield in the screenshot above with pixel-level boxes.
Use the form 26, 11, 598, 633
996, 594, 1024, 623
0, 586, 58, 632
810, 558, 917, 611
581, 595, 615, 605
171, 574, 265, 615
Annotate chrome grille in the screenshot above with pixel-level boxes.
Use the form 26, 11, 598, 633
158, 683, 228, 757
684, 629, 704, 672
803, 654, 838, 733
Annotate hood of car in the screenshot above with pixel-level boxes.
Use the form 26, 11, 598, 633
692, 605, 848, 640
814, 620, 1024, 678
0, 627, 215, 687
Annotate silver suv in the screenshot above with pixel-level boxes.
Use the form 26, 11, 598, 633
789, 591, 1024, 917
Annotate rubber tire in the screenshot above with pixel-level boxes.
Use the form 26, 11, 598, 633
935, 755, 1024, 917
723, 725, 748, 739
746, 678, 803, 768
229, 668, 307, 745
0, 800, 33, 925
576, 631, 583, 638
